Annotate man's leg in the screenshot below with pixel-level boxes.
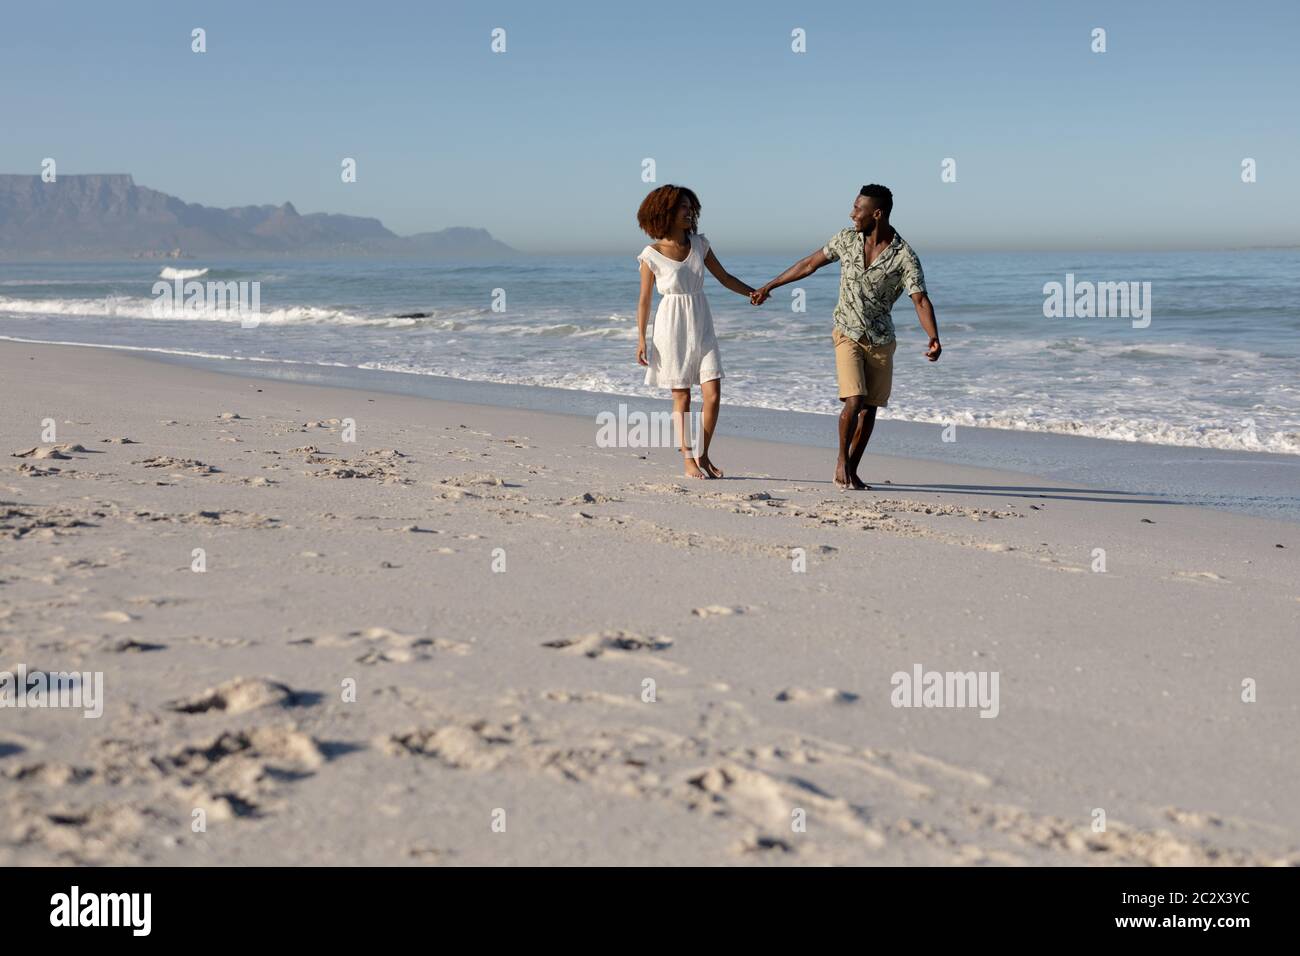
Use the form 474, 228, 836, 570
845, 403, 878, 486
833, 328, 870, 488
836, 395, 868, 488
838, 338, 893, 489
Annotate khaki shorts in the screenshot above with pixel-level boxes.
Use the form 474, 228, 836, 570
833, 328, 896, 405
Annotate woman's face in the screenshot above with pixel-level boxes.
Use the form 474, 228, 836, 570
673, 196, 697, 233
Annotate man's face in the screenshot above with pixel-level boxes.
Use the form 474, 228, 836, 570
850, 195, 881, 233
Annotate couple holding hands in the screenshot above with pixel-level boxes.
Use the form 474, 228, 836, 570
635, 182, 942, 487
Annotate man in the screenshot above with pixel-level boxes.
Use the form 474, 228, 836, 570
751, 184, 941, 489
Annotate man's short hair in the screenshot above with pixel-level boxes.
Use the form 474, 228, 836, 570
859, 183, 893, 216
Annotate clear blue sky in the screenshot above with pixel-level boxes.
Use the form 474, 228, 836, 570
3, 0, 1297, 253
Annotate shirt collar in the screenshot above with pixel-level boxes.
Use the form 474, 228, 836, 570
862, 229, 901, 268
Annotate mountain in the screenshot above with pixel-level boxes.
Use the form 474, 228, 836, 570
403, 227, 515, 256
0, 174, 515, 259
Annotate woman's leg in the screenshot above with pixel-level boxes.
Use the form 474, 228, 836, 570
672, 388, 704, 478
696, 379, 723, 478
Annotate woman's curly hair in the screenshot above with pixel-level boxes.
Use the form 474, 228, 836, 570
637, 184, 700, 239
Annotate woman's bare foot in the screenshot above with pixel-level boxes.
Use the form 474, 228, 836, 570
697, 454, 724, 478
683, 456, 707, 479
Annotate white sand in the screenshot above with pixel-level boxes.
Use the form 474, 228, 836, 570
1, 340, 1296, 865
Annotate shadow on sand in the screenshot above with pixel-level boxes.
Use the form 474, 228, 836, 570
871, 482, 1179, 507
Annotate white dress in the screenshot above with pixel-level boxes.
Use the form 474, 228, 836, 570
637, 233, 724, 389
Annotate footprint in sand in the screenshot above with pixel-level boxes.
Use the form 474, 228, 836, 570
439, 472, 512, 489
14, 463, 62, 477
165, 676, 316, 715
0, 503, 97, 539
1174, 570, 1227, 582
691, 605, 752, 618
105, 638, 167, 653
542, 630, 674, 660
290, 627, 470, 665
541, 689, 642, 708
775, 687, 860, 704
685, 761, 885, 855
563, 491, 622, 505
161, 724, 329, 821
128, 509, 277, 528
132, 455, 218, 475
305, 449, 408, 483
1163, 806, 1225, 829
12, 445, 84, 460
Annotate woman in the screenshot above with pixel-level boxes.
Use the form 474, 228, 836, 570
635, 184, 753, 478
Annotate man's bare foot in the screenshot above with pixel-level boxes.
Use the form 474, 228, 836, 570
683, 456, 706, 479
834, 461, 870, 490
697, 454, 723, 478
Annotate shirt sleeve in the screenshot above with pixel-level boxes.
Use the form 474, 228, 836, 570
821, 231, 844, 262
901, 248, 927, 296
694, 233, 710, 259
636, 247, 655, 273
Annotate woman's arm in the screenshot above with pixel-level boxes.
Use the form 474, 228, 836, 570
636, 260, 654, 365
704, 249, 755, 296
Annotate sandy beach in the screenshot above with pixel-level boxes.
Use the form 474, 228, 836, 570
1, 339, 1296, 866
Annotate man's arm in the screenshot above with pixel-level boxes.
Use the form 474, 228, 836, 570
911, 291, 941, 361
751, 248, 833, 304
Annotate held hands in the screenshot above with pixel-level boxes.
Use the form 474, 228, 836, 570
924, 337, 942, 362
749, 285, 771, 306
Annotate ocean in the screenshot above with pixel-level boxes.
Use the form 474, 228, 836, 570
2, 249, 1297, 459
